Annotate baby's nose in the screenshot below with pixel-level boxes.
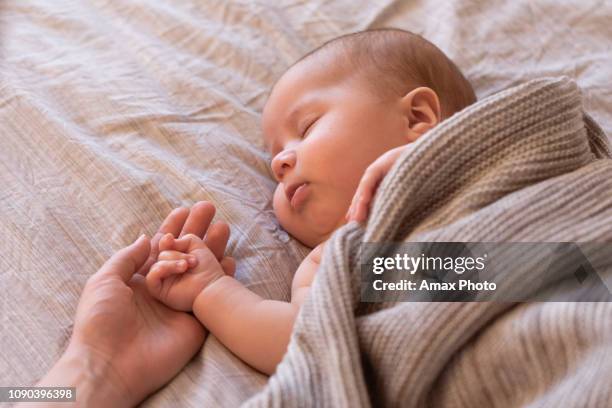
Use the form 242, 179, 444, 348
271, 149, 297, 181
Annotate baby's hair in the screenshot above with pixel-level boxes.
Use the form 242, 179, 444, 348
291, 28, 477, 119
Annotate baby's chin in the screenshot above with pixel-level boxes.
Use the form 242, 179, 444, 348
274, 207, 331, 248
272, 190, 342, 248
283, 221, 326, 248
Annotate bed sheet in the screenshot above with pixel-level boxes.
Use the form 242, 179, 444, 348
0, 0, 610, 406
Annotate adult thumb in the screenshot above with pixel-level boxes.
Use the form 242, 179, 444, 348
99, 234, 151, 283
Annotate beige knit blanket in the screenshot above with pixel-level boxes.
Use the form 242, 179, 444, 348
244, 77, 612, 407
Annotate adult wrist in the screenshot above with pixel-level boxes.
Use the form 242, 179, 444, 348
31, 342, 132, 408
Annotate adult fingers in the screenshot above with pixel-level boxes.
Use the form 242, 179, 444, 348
180, 201, 216, 238
204, 221, 230, 261
136, 231, 164, 276
220, 257, 236, 277
159, 207, 190, 238
100, 235, 151, 283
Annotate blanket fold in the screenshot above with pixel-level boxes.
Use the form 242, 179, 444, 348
244, 77, 612, 407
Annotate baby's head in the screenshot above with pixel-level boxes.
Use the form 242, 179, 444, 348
262, 28, 476, 248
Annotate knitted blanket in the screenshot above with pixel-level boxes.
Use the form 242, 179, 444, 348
244, 77, 612, 407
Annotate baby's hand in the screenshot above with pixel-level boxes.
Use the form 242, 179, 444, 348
346, 145, 409, 223
146, 233, 230, 311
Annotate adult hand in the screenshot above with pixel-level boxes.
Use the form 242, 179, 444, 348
145, 201, 236, 311
29, 201, 232, 407
147, 232, 232, 312
138, 202, 235, 277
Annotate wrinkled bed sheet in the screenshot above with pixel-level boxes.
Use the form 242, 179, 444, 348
0, 0, 610, 406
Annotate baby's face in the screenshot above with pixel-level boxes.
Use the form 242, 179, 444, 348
262, 57, 411, 248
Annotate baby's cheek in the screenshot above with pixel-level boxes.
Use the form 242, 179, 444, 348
272, 185, 292, 228
272, 185, 311, 242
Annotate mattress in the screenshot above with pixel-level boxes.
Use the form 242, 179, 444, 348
1, 0, 610, 406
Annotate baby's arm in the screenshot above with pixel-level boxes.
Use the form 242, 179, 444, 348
193, 244, 322, 375
148, 233, 323, 375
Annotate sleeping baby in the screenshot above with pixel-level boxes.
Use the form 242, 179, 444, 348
145, 28, 476, 375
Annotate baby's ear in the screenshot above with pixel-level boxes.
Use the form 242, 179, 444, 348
400, 87, 441, 142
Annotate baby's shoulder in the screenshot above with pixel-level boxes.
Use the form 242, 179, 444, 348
291, 241, 327, 291
308, 241, 326, 264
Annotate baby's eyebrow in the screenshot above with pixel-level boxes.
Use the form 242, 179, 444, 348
262, 98, 314, 155
286, 100, 310, 128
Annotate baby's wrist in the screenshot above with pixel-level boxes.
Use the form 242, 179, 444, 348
201, 270, 225, 293
193, 274, 233, 312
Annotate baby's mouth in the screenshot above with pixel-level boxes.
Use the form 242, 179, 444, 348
285, 181, 310, 210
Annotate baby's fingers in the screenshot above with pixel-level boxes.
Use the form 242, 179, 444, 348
167, 234, 207, 253
158, 249, 198, 266
146, 260, 190, 296
158, 233, 175, 252
348, 166, 384, 222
